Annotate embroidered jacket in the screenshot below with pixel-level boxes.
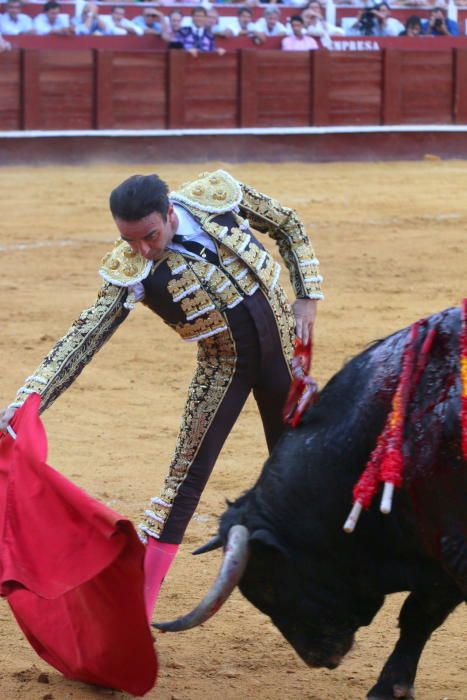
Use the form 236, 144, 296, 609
12, 170, 322, 411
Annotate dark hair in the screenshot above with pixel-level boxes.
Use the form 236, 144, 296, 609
405, 14, 421, 28
43, 1, 60, 11
191, 6, 207, 16
290, 15, 304, 23
109, 174, 170, 221
237, 7, 252, 17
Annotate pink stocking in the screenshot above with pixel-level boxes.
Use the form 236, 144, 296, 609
143, 539, 179, 622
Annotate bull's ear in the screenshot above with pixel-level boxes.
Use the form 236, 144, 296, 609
249, 529, 288, 558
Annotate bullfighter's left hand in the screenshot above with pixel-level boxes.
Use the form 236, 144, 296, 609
292, 298, 317, 346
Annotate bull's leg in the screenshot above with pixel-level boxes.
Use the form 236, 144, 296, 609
440, 533, 467, 596
367, 584, 462, 700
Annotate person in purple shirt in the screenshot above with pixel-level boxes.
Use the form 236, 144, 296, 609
177, 7, 225, 55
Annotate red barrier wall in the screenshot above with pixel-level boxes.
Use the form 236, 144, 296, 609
2, 44, 467, 131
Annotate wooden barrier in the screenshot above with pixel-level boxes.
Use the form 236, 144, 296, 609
2, 45, 467, 131
241, 50, 312, 127
95, 51, 167, 129
0, 50, 21, 130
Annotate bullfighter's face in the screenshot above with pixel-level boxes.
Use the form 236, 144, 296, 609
115, 204, 179, 261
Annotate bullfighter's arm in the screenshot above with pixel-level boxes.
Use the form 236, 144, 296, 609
238, 182, 323, 301
10, 282, 130, 414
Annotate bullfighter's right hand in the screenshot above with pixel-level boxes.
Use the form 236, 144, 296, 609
0, 406, 17, 433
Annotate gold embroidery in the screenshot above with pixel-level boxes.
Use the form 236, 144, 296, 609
171, 170, 242, 214
140, 330, 237, 539
265, 285, 295, 373
220, 226, 250, 253
13, 284, 128, 412
180, 289, 215, 320
242, 243, 266, 270
167, 268, 201, 302
99, 240, 151, 287
239, 182, 323, 299
174, 310, 228, 341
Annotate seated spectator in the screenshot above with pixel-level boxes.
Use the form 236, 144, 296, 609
0, 0, 34, 36
134, 7, 165, 36
177, 7, 225, 55
399, 14, 422, 36
72, 2, 106, 35
282, 15, 318, 50
253, 7, 287, 40
34, 1, 73, 35
422, 5, 459, 36
347, 1, 404, 36
206, 7, 233, 38
102, 6, 143, 36
162, 10, 183, 43
230, 7, 255, 37
301, 1, 344, 39
0, 31, 11, 50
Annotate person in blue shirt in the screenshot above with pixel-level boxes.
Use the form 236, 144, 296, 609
134, 7, 165, 36
422, 6, 459, 36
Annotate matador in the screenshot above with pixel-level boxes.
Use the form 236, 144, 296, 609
0, 169, 323, 620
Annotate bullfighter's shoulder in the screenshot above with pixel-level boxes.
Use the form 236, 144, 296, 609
170, 169, 243, 214
99, 239, 153, 287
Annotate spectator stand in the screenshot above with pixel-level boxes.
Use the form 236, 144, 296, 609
2, 3, 467, 163
7, 2, 467, 27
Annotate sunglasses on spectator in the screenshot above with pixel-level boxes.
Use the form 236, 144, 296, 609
144, 12, 158, 16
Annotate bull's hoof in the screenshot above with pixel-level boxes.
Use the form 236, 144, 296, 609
367, 682, 415, 700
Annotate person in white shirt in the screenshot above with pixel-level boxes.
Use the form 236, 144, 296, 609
73, 1, 107, 36
372, 2, 404, 36
206, 7, 233, 38
301, 1, 344, 39
253, 7, 287, 40
0, 0, 34, 36
0, 31, 11, 49
102, 6, 143, 36
230, 7, 255, 37
34, 1, 73, 36
347, 1, 404, 37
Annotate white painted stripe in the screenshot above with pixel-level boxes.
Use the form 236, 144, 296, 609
3, 125, 467, 138
0, 240, 75, 252
0, 238, 114, 253
7, 426, 17, 440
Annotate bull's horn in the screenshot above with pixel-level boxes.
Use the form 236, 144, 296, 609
192, 535, 222, 555
154, 524, 249, 632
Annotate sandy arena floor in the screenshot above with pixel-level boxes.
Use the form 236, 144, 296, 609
0, 161, 465, 700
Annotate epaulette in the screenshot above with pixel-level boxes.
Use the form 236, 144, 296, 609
170, 169, 242, 214
99, 239, 153, 287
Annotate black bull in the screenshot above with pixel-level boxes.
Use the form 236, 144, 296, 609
157, 306, 467, 700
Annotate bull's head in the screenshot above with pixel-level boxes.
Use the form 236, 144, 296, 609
155, 508, 380, 670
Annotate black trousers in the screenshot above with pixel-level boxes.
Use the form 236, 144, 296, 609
144, 289, 293, 544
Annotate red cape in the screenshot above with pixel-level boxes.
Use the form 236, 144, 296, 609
0, 394, 157, 696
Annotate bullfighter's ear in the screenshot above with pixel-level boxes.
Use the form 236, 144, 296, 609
249, 529, 288, 558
